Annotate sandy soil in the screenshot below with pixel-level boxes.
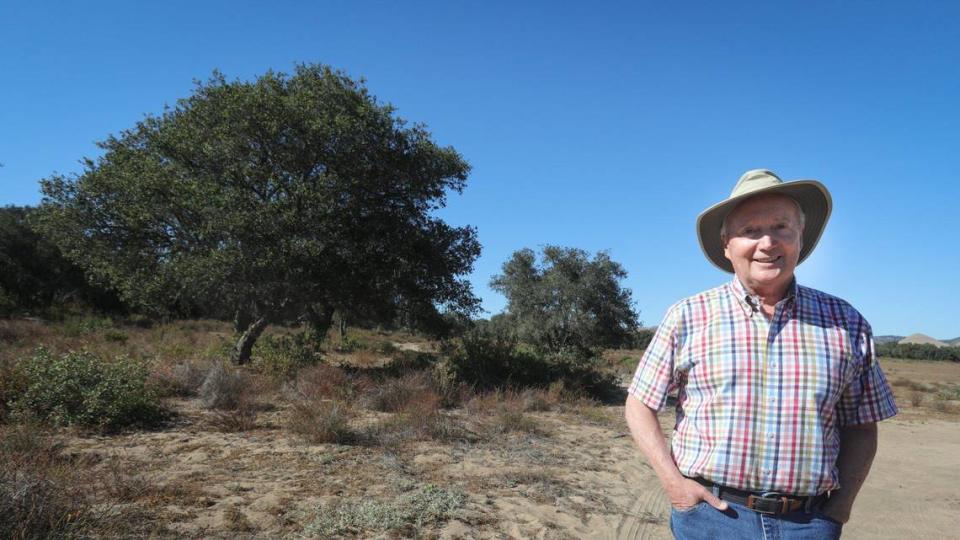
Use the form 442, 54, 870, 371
57, 359, 958, 538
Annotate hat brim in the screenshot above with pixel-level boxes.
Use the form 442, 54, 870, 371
696, 180, 833, 273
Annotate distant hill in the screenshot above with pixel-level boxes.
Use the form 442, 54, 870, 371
875, 335, 904, 345
945, 337, 960, 346
899, 333, 950, 348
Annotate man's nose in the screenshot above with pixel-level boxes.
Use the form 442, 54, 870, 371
757, 231, 777, 249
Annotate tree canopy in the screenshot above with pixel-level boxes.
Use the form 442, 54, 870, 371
0, 205, 123, 316
489, 246, 639, 354
34, 64, 480, 362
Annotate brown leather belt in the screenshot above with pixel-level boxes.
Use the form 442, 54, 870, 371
689, 476, 830, 515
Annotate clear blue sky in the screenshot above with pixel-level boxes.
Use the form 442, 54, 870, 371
2, 1, 958, 339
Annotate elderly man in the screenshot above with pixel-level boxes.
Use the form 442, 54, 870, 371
625, 170, 897, 539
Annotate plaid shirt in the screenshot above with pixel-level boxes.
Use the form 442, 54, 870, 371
628, 278, 898, 496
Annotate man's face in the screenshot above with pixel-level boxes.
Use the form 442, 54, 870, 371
722, 194, 804, 296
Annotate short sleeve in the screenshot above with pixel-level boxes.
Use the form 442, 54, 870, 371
836, 329, 899, 426
628, 305, 682, 411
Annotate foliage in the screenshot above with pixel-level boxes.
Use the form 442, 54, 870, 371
0, 205, 124, 317
630, 328, 655, 350
490, 246, 639, 355
251, 331, 322, 380
875, 342, 960, 362
438, 327, 620, 401
10, 349, 164, 430
303, 483, 465, 536
33, 64, 481, 363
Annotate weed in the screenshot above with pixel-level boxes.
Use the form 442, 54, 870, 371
199, 363, 248, 410
61, 315, 114, 337
379, 341, 399, 355
208, 398, 259, 432
148, 358, 211, 398
287, 399, 357, 444
0, 319, 52, 344
362, 371, 435, 413
932, 400, 960, 414
935, 384, 960, 401
303, 483, 466, 536
891, 377, 935, 392
293, 363, 369, 402
910, 391, 924, 407
103, 329, 129, 343
0, 423, 101, 538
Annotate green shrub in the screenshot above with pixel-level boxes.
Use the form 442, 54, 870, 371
440, 329, 620, 401
378, 341, 400, 355
0, 357, 27, 423
103, 329, 129, 343
61, 315, 114, 337
11, 348, 164, 430
252, 332, 321, 380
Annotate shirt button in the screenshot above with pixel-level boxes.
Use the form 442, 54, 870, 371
764, 470, 771, 475
767, 433, 774, 439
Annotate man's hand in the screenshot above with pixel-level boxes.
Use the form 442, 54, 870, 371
818, 422, 878, 525
817, 499, 850, 524
667, 477, 728, 512
624, 396, 729, 513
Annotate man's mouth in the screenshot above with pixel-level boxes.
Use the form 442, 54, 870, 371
754, 256, 782, 263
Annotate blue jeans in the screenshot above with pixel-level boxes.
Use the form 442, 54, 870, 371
670, 501, 842, 539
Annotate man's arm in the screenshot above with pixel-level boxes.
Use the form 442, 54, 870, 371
820, 422, 878, 523
624, 394, 727, 511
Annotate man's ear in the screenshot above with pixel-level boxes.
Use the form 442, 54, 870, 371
721, 233, 732, 261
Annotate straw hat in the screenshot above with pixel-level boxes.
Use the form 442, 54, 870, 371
697, 169, 832, 273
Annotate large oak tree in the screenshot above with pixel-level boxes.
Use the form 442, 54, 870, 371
34, 64, 480, 363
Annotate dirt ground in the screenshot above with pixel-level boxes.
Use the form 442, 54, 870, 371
51, 358, 958, 539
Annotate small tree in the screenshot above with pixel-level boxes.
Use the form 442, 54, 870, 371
490, 246, 639, 354
34, 64, 480, 362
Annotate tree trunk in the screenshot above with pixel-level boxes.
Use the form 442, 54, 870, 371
231, 315, 268, 365
339, 313, 347, 341
234, 308, 254, 335
305, 304, 335, 343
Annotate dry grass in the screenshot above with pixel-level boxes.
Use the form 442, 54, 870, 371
891, 376, 936, 393
0, 318, 54, 344
466, 390, 546, 436
148, 358, 213, 398
362, 371, 436, 413
199, 363, 249, 410
910, 391, 924, 407
0, 423, 101, 538
288, 399, 358, 444
293, 363, 371, 402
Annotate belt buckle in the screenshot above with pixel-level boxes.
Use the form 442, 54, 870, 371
747, 492, 788, 515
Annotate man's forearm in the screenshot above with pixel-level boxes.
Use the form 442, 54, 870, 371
823, 422, 878, 523
624, 394, 684, 489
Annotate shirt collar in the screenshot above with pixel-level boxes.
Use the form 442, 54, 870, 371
729, 277, 799, 318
